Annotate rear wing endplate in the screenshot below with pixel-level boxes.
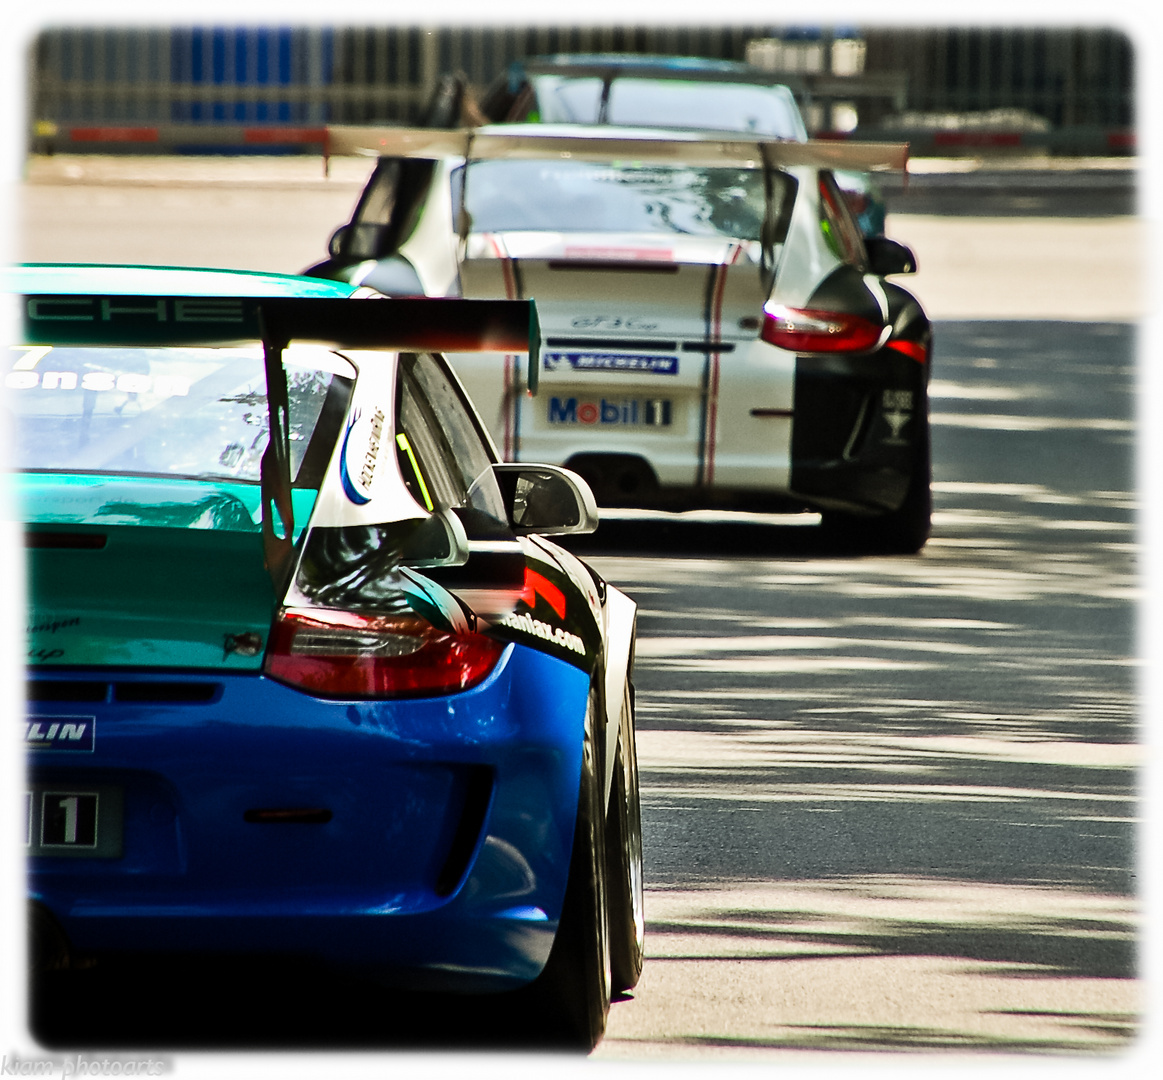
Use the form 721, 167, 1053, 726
326, 124, 909, 173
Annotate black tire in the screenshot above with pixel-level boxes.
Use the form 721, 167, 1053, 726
529, 691, 611, 1050
605, 680, 644, 993
821, 405, 932, 555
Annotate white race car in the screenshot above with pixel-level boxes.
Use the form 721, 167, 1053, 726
310, 125, 931, 552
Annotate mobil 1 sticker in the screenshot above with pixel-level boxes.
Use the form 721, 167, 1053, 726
548, 397, 671, 427
25, 715, 95, 752
544, 352, 678, 375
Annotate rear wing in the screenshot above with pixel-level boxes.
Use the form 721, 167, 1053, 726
17, 294, 539, 362
325, 124, 910, 173
14, 292, 541, 584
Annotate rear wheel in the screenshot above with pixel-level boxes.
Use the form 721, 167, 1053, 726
605, 680, 644, 993
821, 405, 932, 555
530, 691, 611, 1050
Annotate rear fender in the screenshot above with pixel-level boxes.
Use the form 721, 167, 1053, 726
600, 586, 637, 809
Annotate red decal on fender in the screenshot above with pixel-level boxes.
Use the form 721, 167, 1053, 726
885, 339, 928, 363
521, 568, 566, 620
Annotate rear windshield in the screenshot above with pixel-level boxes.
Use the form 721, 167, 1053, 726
527, 74, 806, 140
606, 79, 806, 139
7, 343, 354, 485
463, 160, 781, 240
525, 74, 604, 123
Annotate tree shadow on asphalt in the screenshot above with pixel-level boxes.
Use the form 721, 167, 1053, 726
642, 905, 1135, 980
655, 1017, 1139, 1054
560, 514, 842, 559
627, 732, 1137, 1056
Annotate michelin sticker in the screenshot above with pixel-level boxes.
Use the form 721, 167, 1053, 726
26, 717, 95, 752
543, 352, 678, 376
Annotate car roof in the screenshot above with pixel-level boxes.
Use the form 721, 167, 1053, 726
512, 53, 799, 88
5, 264, 359, 298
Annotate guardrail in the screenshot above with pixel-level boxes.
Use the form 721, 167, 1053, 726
32, 121, 335, 172
33, 119, 1135, 166
828, 125, 1135, 156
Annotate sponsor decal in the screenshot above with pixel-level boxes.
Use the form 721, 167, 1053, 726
5, 370, 191, 395
562, 246, 674, 262
339, 405, 387, 505
548, 397, 671, 427
28, 615, 81, 635
499, 611, 587, 657
223, 632, 263, 659
26, 716, 95, 753
570, 316, 660, 332
543, 352, 678, 376
881, 388, 914, 443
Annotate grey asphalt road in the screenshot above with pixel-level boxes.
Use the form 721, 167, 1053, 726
573, 318, 1138, 1056
15, 156, 1142, 1057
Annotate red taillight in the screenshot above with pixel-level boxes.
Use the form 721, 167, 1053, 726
760, 304, 885, 354
264, 608, 505, 699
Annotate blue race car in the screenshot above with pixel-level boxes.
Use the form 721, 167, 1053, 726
12, 264, 642, 1050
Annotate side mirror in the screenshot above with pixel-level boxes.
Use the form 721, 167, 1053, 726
328, 225, 351, 260
865, 237, 918, 276
492, 463, 599, 536
360, 256, 427, 298
397, 509, 470, 568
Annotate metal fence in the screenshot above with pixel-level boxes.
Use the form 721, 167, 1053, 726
863, 27, 1132, 128
29, 25, 1134, 153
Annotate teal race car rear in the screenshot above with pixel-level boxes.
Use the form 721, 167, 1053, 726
11, 265, 642, 1050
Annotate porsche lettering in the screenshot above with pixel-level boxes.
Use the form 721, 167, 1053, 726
26, 297, 246, 324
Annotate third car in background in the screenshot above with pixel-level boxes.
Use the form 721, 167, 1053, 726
310, 124, 930, 553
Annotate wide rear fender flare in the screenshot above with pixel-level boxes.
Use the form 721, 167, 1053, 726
600, 586, 637, 810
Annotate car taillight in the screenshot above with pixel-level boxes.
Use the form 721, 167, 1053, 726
265, 608, 505, 699
760, 304, 885, 354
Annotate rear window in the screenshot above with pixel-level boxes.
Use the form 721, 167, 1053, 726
606, 78, 806, 139
395, 351, 509, 535
523, 74, 807, 141
464, 159, 788, 241
525, 74, 604, 123
7, 343, 354, 485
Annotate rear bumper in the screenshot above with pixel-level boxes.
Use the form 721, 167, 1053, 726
495, 336, 925, 516
789, 348, 928, 515
26, 643, 590, 991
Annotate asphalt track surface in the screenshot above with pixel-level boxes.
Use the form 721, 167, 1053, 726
16, 157, 1144, 1059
